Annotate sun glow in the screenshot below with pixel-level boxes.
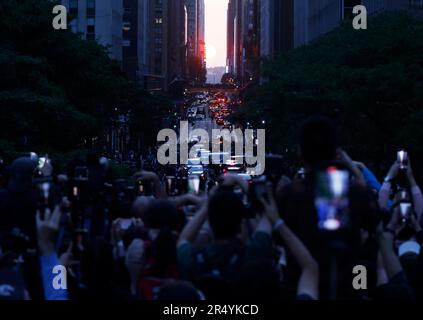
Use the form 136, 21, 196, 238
206, 44, 217, 60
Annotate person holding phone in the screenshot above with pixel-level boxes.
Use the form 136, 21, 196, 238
379, 157, 423, 221
259, 183, 319, 300
176, 178, 275, 300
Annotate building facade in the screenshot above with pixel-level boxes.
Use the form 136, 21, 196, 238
62, 0, 123, 63
227, 0, 260, 86
186, 0, 206, 84
62, 0, 189, 93
122, 0, 139, 81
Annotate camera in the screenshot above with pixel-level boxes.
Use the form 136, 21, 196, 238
136, 178, 153, 196
187, 175, 200, 195
314, 167, 350, 231
397, 149, 408, 170
249, 177, 267, 212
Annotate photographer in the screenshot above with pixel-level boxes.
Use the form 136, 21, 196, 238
0, 157, 38, 243
375, 210, 416, 299
259, 183, 319, 300
379, 159, 423, 221
276, 116, 380, 299
176, 178, 274, 300
36, 206, 68, 300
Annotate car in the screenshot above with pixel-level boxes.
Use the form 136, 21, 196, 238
188, 165, 204, 176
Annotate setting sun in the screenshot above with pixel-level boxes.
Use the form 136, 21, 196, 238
206, 44, 217, 60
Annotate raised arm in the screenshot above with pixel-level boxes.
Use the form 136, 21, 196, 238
260, 184, 319, 299
378, 162, 398, 211
407, 162, 423, 220
134, 170, 167, 199
378, 211, 404, 279
36, 206, 68, 300
177, 203, 208, 247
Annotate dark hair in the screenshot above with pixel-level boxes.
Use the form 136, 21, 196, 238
155, 281, 203, 300
151, 227, 177, 277
144, 200, 181, 231
208, 189, 245, 240
236, 259, 281, 300
299, 115, 337, 167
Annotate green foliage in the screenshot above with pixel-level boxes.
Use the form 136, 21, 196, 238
0, 0, 170, 161
237, 12, 423, 175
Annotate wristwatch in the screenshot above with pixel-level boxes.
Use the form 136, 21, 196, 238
274, 218, 285, 230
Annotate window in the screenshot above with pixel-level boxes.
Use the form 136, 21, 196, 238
410, 0, 423, 8
87, 25, 95, 34
70, 19, 78, 32
69, 0, 78, 15
87, 0, 95, 16
155, 18, 163, 24
69, 0, 78, 9
123, 40, 131, 47
123, 22, 131, 31
87, 17, 95, 26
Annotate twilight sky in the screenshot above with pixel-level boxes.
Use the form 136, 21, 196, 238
205, 0, 228, 68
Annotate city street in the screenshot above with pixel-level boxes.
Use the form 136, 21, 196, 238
2, 0, 423, 308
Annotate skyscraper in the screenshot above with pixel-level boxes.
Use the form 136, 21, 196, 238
62, 0, 123, 63
141, 0, 187, 92
122, 0, 139, 81
226, 0, 260, 85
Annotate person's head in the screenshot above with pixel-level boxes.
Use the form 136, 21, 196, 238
143, 199, 181, 231
236, 259, 281, 300
154, 281, 204, 300
208, 188, 245, 241
299, 116, 337, 168
86, 152, 100, 166
130, 196, 153, 220
7, 157, 36, 193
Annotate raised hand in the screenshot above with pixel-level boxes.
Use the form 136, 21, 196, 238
36, 205, 61, 256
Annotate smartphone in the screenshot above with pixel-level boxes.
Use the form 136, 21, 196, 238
35, 181, 56, 212
315, 167, 350, 231
38, 157, 46, 170
119, 219, 133, 230
397, 149, 408, 170
183, 205, 197, 218
188, 175, 200, 194
137, 179, 145, 195
399, 202, 412, 224
166, 176, 175, 195
249, 178, 267, 212
297, 167, 306, 180
72, 186, 79, 197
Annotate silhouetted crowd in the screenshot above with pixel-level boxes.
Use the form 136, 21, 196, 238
0, 116, 422, 300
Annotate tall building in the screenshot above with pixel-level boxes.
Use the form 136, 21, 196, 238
226, 0, 235, 74
197, 0, 206, 79
141, 0, 187, 93
62, 0, 123, 63
122, 0, 139, 81
186, 0, 206, 84
227, 0, 260, 85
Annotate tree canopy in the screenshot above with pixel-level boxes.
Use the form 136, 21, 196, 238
235, 12, 423, 175
0, 0, 170, 160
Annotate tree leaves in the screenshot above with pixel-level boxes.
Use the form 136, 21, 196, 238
238, 12, 423, 176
